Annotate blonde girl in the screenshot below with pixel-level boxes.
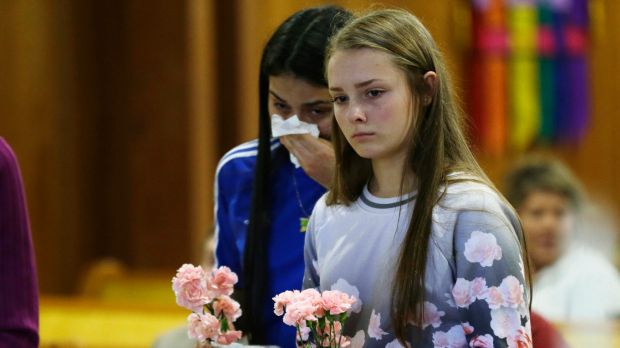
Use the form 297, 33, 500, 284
304, 9, 530, 347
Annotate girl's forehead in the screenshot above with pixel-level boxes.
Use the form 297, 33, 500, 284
327, 48, 403, 82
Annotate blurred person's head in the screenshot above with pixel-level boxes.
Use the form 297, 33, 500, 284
504, 156, 582, 271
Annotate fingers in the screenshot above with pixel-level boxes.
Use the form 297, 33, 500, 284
281, 134, 325, 151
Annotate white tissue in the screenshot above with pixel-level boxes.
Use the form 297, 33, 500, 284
270, 114, 320, 168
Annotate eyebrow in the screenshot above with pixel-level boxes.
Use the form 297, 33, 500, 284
269, 90, 332, 106
329, 79, 382, 92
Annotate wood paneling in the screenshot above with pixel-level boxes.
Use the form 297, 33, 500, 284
2, 0, 618, 295
1, 0, 217, 293
0, 1, 98, 293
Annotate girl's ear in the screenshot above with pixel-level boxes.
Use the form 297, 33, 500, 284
422, 71, 437, 105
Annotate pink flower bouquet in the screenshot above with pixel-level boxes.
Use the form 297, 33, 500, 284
273, 289, 356, 348
172, 264, 243, 346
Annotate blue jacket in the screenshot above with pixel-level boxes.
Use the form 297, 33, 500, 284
214, 139, 325, 347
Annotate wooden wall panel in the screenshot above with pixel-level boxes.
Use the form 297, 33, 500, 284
0, 1, 97, 293
1, 0, 219, 293
187, 0, 218, 262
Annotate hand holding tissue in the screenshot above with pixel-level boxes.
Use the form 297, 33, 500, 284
271, 114, 319, 167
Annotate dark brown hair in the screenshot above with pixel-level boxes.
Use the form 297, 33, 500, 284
244, 5, 351, 343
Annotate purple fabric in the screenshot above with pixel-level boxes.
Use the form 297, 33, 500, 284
0, 137, 39, 347
566, 57, 589, 142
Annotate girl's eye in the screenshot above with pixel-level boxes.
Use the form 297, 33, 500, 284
332, 96, 348, 104
274, 102, 290, 110
311, 108, 332, 116
367, 89, 384, 98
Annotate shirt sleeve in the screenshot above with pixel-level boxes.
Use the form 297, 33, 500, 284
213, 161, 242, 280
450, 209, 532, 348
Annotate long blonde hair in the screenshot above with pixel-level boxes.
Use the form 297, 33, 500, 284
325, 9, 506, 343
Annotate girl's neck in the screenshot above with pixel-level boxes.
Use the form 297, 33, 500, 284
369, 155, 417, 198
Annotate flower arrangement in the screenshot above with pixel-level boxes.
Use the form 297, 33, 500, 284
172, 264, 243, 346
273, 288, 357, 348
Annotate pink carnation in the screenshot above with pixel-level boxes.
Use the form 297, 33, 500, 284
217, 330, 242, 345
338, 335, 352, 347
207, 266, 238, 297
172, 264, 208, 312
273, 290, 299, 316
282, 298, 318, 326
321, 290, 356, 315
187, 312, 220, 343
300, 288, 324, 316
212, 295, 242, 322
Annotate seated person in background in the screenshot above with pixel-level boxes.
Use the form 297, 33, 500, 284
0, 138, 39, 347
504, 155, 620, 322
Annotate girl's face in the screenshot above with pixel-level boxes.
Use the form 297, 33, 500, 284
327, 48, 416, 162
519, 190, 573, 271
268, 74, 334, 138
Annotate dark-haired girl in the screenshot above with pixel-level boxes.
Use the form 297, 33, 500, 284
214, 6, 351, 347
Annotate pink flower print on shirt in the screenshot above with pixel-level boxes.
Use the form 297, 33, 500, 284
499, 275, 525, 309
470, 277, 489, 300
432, 325, 467, 348
469, 334, 494, 347
490, 308, 521, 339
461, 322, 474, 335
350, 330, 365, 348
298, 323, 311, 341
422, 301, 446, 329
433, 331, 450, 348
507, 326, 532, 348
485, 287, 504, 310
385, 338, 406, 348
368, 309, 388, 340
463, 231, 502, 267
452, 278, 475, 308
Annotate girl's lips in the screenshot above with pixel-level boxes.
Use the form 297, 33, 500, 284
352, 132, 375, 139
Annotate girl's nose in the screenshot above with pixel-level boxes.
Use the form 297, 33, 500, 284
348, 103, 367, 123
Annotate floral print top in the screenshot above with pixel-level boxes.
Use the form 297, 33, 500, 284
303, 180, 531, 348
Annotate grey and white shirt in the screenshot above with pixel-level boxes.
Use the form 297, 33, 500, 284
303, 180, 531, 348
